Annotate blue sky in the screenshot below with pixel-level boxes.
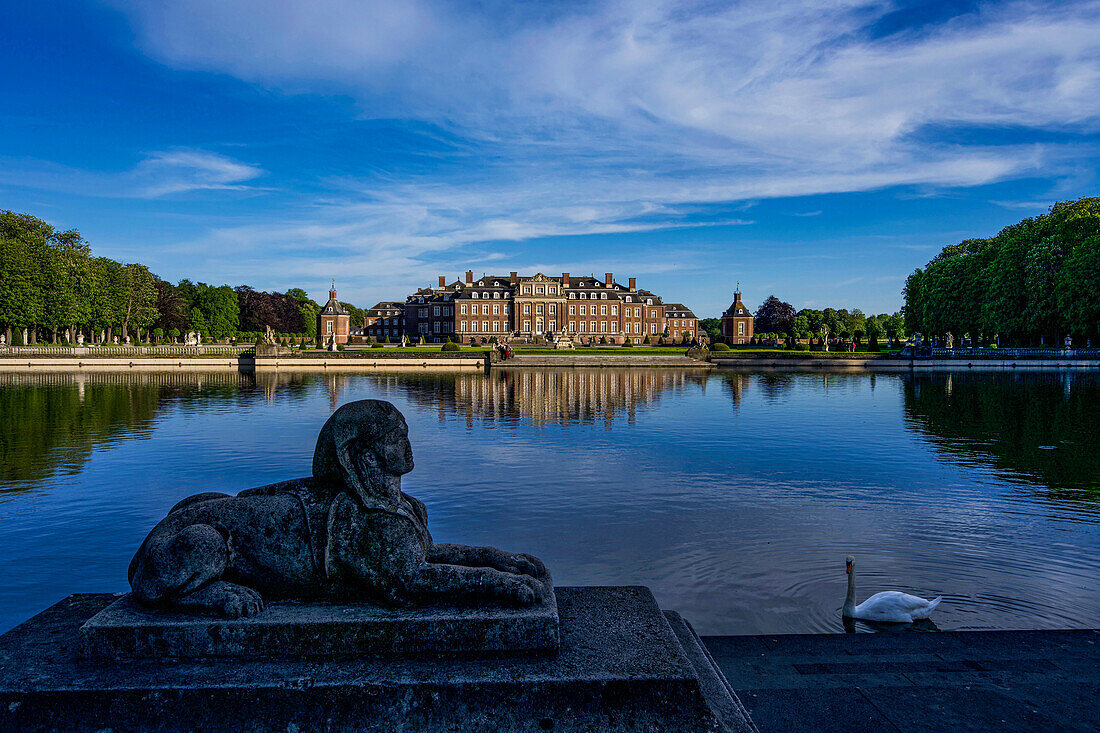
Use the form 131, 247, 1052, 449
2, 0, 1098, 317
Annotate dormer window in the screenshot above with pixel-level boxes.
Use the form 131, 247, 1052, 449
738, 308, 743, 314
504, 292, 511, 298
580, 293, 586, 299
494, 281, 500, 286
568, 293, 575, 299
472, 292, 479, 299
601, 293, 607, 299
493, 292, 500, 299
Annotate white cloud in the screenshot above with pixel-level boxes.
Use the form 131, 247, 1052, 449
131, 150, 263, 197
0, 149, 262, 198
88, 0, 1100, 304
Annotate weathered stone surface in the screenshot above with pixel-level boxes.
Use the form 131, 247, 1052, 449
80, 587, 558, 660
1, 586, 755, 732
128, 400, 553, 621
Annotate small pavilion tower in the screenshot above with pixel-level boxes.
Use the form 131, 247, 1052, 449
720, 285, 754, 345
317, 281, 350, 345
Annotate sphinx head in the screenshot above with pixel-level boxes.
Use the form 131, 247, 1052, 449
312, 400, 414, 506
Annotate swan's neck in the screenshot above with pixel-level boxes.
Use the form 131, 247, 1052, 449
843, 568, 857, 615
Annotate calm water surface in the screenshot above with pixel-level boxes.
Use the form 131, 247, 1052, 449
1, 368, 1098, 635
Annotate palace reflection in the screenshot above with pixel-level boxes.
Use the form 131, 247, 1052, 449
397, 368, 710, 427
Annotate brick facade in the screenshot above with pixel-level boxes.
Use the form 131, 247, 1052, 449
317, 287, 350, 344
720, 291, 754, 345
392, 272, 698, 344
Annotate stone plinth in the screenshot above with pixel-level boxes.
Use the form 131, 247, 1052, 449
80, 589, 559, 660
1, 587, 755, 732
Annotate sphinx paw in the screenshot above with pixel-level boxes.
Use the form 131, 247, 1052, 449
218, 584, 265, 619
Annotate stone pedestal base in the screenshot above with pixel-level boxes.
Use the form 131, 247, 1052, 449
0, 587, 755, 732
80, 589, 559, 659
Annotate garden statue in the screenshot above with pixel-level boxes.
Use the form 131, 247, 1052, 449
263, 325, 278, 345
77, 332, 85, 345
0, 334, 5, 347
821, 325, 829, 351
113, 336, 119, 345
945, 332, 953, 349
127, 400, 550, 617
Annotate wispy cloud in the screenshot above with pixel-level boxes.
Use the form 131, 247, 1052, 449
109, 1, 1100, 250
0, 149, 263, 198
794, 211, 823, 217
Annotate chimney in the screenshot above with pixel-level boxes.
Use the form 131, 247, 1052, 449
510, 271, 518, 285
438, 275, 446, 288
628, 277, 636, 291
562, 272, 570, 287
605, 272, 613, 287
466, 270, 474, 284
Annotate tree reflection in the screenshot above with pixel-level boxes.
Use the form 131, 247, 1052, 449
0, 372, 264, 492
903, 372, 1100, 498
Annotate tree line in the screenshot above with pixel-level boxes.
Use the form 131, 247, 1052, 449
903, 197, 1100, 345
0, 211, 351, 345
700, 300, 906, 349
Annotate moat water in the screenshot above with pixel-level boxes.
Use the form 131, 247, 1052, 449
1, 368, 1098, 635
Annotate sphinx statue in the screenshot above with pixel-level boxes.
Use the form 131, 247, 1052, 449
128, 400, 550, 618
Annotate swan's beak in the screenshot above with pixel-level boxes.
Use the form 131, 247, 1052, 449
845, 562, 852, 574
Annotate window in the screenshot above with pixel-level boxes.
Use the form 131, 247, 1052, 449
493, 292, 500, 299
433, 322, 441, 333
504, 305, 510, 314
579, 322, 585, 332
549, 321, 556, 331
579, 292, 586, 299
569, 305, 575, 315
523, 287, 531, 294
549, 287, 556, 294
523, 320, 531, 331
460, 304, 467, 315
738, 308, 743, 314
600, 321, 606, 332
444, 307, 451, 316
601, 293, 607, 299
504, 292, 511, 299
536, 304, 544, 314
524, 304, 531, 314
326, 321, 333, 334
738, 322, 744, 335
434, 306, 441, 316
472, 292, 479, 299
493, 305, 500, 315
568, 292, 575, 299
738, 338, 744, 344
549, 304, 556, 314
569, 322, 577, 332
536, 287, 544, 294
650, 324, 657, 334
600, 305, 607, 315
493, 321, 500, 332
611, 323, 618, 333
590, 320, 596, 332
580, 305, 586, 316
483, 321, 489, 331
611, 306, 618, 315
650, 310, 657, 318
419, 308, 428, 318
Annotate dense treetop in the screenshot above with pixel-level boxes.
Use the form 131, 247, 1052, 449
0, 211, 343, 344
904, 197, 1100, 344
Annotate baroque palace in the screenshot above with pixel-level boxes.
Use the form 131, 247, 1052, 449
355, 271, 699, 345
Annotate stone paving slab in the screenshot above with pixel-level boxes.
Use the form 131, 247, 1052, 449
703, 629, 1100, 732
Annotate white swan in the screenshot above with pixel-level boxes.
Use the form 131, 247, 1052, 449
842, 555, 942, 623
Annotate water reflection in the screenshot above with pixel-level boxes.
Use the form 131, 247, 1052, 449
1, 368, 1099, 636
902, 372, 1100, 498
